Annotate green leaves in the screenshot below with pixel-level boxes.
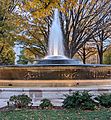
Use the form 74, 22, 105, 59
95, 93, 111, 108
62, 91, 96, 110
0, 42, 15, 65
0, 0, 18, 65
9, 94, 32, 108
1, 108, 111, 120
39, 98, 53, 109
103, 47, 111, 64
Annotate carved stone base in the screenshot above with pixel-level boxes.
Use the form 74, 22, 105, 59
0, 65, 111, 80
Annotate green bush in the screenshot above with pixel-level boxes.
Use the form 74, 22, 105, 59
39, 99, 53, 109
9, 94, 32, 108
95, 93, 111, 108
62, 91, 96, 110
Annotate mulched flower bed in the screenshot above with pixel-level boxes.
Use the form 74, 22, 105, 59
0, 106, 64, 112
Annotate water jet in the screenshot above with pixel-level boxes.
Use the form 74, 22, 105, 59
38, 9, 81, 65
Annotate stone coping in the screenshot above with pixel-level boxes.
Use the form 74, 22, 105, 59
0, 85, 111, 90
0, 79, 111, 87
0, 64, 111, 67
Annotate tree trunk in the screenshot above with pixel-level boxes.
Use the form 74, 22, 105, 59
98, 52, 103, 64
83, 45, 86, 64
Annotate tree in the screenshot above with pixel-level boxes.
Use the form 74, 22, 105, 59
92, 19, 111, 64
0, 0, 19, 64
103, 46, 111, 64
17, 49, 29, 64
16, 0, 111, 59
77, 41, 97, 64
60, 0, 111, 58
17, 48, 37, 64
0, 42, 15, 65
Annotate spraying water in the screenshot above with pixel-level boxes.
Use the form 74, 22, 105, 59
38, 9, 82, 64
48, 9, 64, 57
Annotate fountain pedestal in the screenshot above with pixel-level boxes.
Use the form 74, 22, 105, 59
38, 55, 81, 64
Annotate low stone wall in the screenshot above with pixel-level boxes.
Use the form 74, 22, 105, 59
0, 86, 111, 108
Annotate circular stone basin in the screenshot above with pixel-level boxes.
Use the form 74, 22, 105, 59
38, 55, 82, 64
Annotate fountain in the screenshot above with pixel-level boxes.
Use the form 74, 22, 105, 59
38, 9, 81, 65
0, 9, 111, 107
0, 9, 111, 85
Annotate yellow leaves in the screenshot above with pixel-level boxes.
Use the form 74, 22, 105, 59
69, 0, 77, 6
15, 19, 21, 27
60, 7, 66, 14
90, 0, 96, 5
59, 0, 78, 15
32, 9, 51, 18
24, 1, 31, 11
22, 0, 79, 18
0, 41, 15, 62
23, 0, 60, 18
24, 48, 35, 60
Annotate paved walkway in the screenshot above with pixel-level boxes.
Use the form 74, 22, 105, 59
0, 85, 111, 108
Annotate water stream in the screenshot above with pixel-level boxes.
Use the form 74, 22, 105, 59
48, 9, 65, 57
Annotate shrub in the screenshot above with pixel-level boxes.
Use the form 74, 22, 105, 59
39, 99, 53, 109
62, 91, 96, 110
95, 93, 111, 108
9, 94, 32, 108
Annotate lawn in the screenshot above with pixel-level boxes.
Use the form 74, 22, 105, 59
0, 108, 111, 120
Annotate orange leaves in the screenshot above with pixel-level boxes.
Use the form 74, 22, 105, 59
15, 19, 22, 27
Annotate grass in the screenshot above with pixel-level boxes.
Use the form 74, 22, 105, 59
0, 108, 111, 120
